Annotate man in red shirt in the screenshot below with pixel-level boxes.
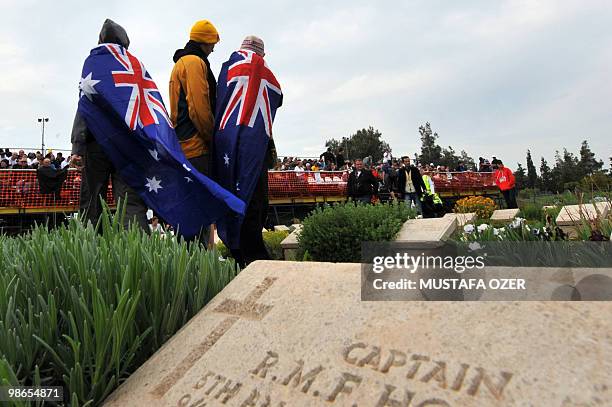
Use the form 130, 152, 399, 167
492, 159, 518, 209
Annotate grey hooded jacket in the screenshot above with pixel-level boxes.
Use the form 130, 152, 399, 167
70, 19, 130, 155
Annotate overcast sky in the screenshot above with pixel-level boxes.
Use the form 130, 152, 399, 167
0, 0, 610, 169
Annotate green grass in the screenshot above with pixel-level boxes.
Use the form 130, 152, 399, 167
0, 207, 238, 406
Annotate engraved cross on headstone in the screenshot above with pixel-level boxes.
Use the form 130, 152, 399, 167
152, 277, 277, 398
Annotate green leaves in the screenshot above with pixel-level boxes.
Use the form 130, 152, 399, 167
298, 201, 416, 262
0, 208, 238, 405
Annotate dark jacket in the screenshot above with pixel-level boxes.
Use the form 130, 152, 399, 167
347, 169, 378, 198
71, 19, 130, 155
396, 165, 426, 196
335, 153, 345, 167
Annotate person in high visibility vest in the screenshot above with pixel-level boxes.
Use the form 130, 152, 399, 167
421, 173, 444, 218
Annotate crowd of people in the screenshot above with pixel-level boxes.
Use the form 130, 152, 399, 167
0, 149, 71, 170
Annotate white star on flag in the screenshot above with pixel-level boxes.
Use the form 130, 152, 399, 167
223, 153, 230, 166
79, 72, 100, 101
148, 149, 160, 161
182, 163, 192, 172
236, 182, 240, 191
184, 176, 193, 183
145, 176, 163, 193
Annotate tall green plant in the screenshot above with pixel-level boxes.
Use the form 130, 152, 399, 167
0, 206, 238, 406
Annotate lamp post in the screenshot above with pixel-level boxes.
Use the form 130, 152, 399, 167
38, 117, 49, 155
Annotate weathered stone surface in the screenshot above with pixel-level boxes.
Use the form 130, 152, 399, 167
274, 225, 290, 232
281, 225, 302, 260
395, 217, 457, 244
490, 208, 520, 223
104, 261, 612, 406
556, 202, 611, 226
444, 212, 476, 227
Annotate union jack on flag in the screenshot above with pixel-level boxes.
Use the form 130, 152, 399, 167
218, 50, 281, 137
104, 44, 173, 130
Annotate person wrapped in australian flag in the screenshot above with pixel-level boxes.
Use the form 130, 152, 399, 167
214, 36, 283, 267
75, 19, 245, 238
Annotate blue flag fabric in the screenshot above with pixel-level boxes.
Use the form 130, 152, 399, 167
214, 50, 283, 249
77, 43, 245, 237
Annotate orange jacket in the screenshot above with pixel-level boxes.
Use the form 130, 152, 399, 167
494, 167, 515, 191
169, 55, 214, 159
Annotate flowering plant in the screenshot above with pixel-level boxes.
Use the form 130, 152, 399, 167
454, 196, 497, 219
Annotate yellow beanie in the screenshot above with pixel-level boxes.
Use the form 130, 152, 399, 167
190, 20, 220, 44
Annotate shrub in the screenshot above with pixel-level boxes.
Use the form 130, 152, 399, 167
216, 230, 289, 260
520, 204, 543, 222
454, 196, 497, 219
0, 209, 238, 405
298, 201, 416, 262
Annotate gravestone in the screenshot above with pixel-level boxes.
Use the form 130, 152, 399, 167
395, 217, 457, 246
280, 225, 302, 260
556, 202, 610, 238
490, 208, 520, 224
556, 202, 610, 226
103, 261, 612, 406
274, 225, 290, 233
443, 212, 476, 227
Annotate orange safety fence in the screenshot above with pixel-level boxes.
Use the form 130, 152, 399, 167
0, 169, 114, 210
423, 171, 497, 193
268, 171, 348, 199
0, 169, 497, 210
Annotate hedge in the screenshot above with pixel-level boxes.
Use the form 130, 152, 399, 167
298, 201, 416, 262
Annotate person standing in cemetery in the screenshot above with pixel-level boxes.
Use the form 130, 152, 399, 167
335, 147, 345, 168
169, 19, 221, 245
71, 19, 149, 231
492, 158, 518, 209
347, 159, 378, 204
214, 35, 283, 267
396, 156, 426, 215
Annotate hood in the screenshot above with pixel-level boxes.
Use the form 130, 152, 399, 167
98, 19, 130, 49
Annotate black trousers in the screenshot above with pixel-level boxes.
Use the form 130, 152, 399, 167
80, 140, 149, 231
230, 168, 271, 268
501, 188, 518, 209
182, 153, 211, 246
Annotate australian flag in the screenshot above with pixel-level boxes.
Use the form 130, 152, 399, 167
214, 50, 283, 249
77, 43, 245, 237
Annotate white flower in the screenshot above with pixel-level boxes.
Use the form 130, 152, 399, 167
468, 242, 482, 251
525, 225, 531, 232
477, 224, 490, 233
463, 224, 475, 234
493, 228, 504, 236
509, 217, 525, 229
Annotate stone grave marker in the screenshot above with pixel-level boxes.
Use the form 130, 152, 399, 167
555, 202, 610, 238
395, 217, 457, 246
443, 212, 476, 227
103, 261, 612, 406
490, 208, 520, 224
280, 225, 302, 260
274, 225, 290, 232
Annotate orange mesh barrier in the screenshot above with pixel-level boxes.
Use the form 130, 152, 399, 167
0, 169, 497, 211
268, 171, 348, 199
0, 169, 114, 210
423, 171, 497, 193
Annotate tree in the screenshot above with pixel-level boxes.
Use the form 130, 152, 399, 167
514, 163, 527, 190
325, 127, 390, 162
526, 150, 538, 189
539, 157, 553, 192
418, 122, 442, 165
439, 146, 459, 170
459, 150, 476, 170
578, 140, 603, 177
